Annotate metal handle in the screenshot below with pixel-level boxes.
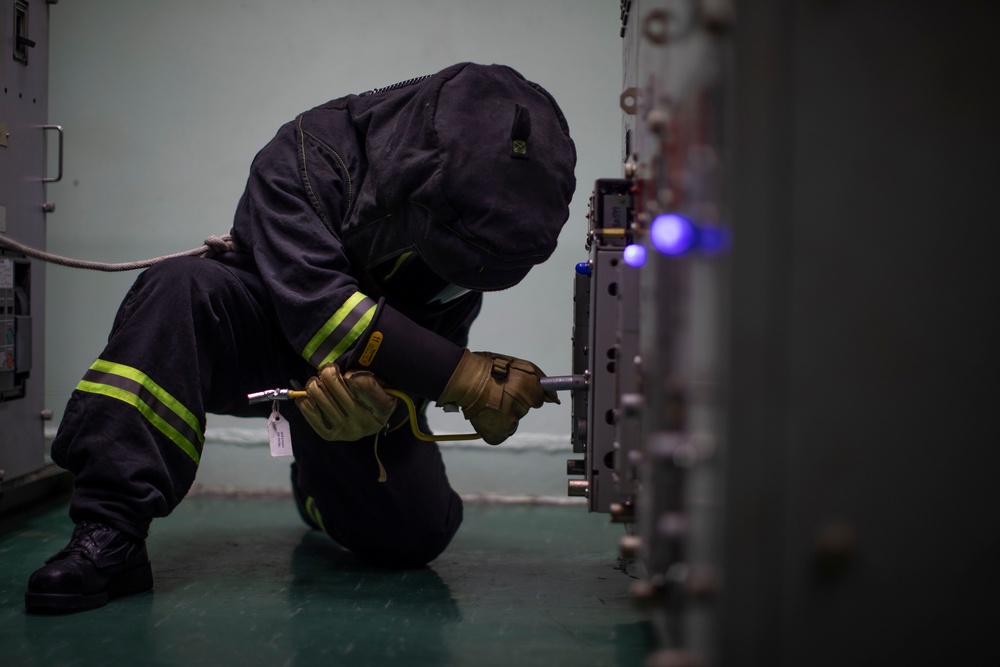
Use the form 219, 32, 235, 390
41, 124, 63, 183
540, 374, 589, 392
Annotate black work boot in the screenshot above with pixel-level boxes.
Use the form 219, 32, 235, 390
24, 521, 153, 614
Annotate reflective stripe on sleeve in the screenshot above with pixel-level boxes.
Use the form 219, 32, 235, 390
75, 359, 205, 465
302, 292, 377, 368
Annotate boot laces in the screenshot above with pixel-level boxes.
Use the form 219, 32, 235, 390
49, 521, 111, 562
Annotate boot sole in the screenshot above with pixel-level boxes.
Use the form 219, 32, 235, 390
24, 561, 154, 614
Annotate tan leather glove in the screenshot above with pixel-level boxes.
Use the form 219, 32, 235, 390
438, 350, 559, 445
296, 365, 397, 442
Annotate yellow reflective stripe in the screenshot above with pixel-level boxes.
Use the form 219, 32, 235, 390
303, 292, 366, 359
76, 380, 201, 465
302, 292, 377, 367
305, 496, 326, 532
316, 305, 375, 367
89, 359, 203, 438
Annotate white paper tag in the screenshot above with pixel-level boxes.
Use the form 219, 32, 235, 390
268, 401, 293, 457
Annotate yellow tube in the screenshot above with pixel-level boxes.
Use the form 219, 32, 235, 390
288, 389, 481, 442
385, 389, 481, 442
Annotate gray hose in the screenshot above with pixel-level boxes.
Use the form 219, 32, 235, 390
0, 233, 235, 272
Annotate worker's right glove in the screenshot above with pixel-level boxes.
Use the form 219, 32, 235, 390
296, 365, 397, 442
437, 350, 559, 445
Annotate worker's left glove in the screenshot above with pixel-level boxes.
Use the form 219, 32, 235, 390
437, 350, 560, 445
296, 365, 397, 442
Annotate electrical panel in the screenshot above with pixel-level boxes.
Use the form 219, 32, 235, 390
564, 7, 730, 659
566, 179, 640, 517
0, 0, 54, 495
574, 2, 1000, 665
1, 254, 32, 399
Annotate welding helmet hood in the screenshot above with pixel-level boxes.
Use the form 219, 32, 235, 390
344, 63, 577, 292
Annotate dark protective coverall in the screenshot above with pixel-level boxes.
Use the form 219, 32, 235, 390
49, 62, 577, 566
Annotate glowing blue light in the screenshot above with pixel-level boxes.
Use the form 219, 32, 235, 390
623, 244, 647, 267
650, 214, 697, 256
575, 262, 592, 276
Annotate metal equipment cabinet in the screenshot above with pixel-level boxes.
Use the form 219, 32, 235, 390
0, 0, 57, 508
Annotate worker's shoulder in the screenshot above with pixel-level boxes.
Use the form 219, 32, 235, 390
294, 99, 356, 137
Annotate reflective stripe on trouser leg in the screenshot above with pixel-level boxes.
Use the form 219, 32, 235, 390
50, 255, 306, 535
75, 359, 204, 464
304, 496, 326, 532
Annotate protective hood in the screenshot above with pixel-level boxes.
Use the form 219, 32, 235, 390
343, 62, 577, 291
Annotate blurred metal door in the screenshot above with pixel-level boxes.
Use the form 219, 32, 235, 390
722, 2, 1000, 664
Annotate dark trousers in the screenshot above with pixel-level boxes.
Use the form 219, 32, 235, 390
51, 254, 463, 567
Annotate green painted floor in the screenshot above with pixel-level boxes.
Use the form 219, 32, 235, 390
0, 495, 654, 666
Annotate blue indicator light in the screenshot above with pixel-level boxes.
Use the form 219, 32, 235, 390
622, 244, 647, 267
650, 214, 697, 256
575, 262, 592, 276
